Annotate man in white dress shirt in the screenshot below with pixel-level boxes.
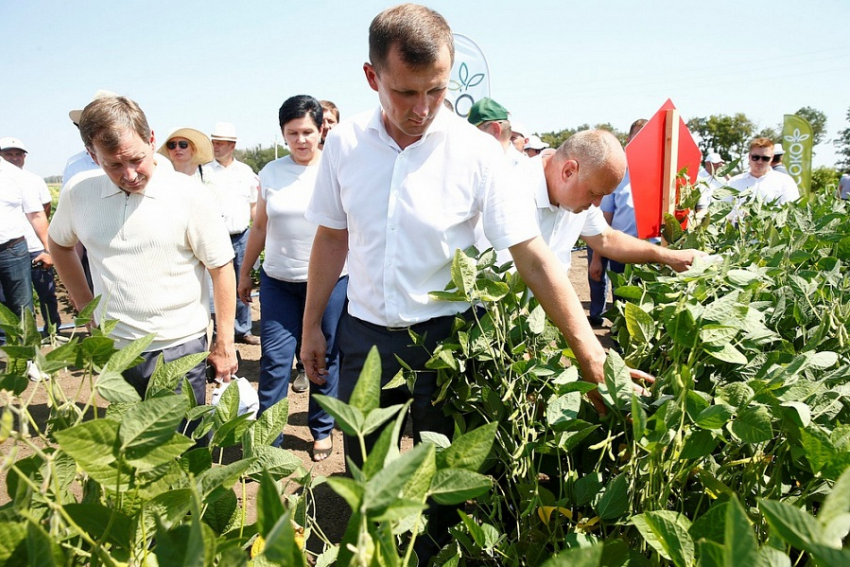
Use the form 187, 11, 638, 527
728, 137, 799, 206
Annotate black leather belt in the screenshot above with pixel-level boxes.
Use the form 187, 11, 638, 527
0, 236, 24, 251
230, 228, 248, 238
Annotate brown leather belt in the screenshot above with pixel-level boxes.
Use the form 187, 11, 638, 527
0, 236, 24, 251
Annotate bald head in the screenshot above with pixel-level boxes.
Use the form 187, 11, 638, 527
542, 130, 626, 213
555, 129, 626, 191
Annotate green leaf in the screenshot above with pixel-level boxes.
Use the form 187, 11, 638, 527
257, 469, 286, 535
574, 472, 603, 506
680, 430, 719, 459
103, 333, 154, 373
361, 404, 406, 437
819, 467, 850, 525
211, 413, 255, 448
631, 392, 647, 439
450, 248, 477, 298
365, 442, 433, 514
0, 521, 26, 565
695, 404, 734, 430
699, 325, 739, 345
327, 477, 365, 510
95, 370, 142, 403
372, 498, 427, 523
729, 406, 773, 444
725, 497, 759, 567
126, 434, 194, 471
26, 520, 63, 566
595, 473, 628, 521
527, 304, 546, 335
696, 540, 725, 567
624, 302, 655, 345
313, 394, 364, 436
597, 350, 631, 414
689, 501, 727, 545
759, 499, 822, 552
436, 422, 497, 472
262, 508, 307, 566
246, 446, 303, 480
148, 352, 209, 398
63, 503, 133, 548
348, 346, 382, 414
54, 419, 118, 469
119, 395, 185, 451
705, 343, 748, 365
632, 511, 694, 567
755, 546, 791, 567
197, 459, 255, 499
429, 468, 492, 505
539, 544, 603, 567
252, 397, 289, 446
547, 392, 583, 432
78, 336, 117, 367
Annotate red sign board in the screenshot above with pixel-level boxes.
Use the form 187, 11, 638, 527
626, 99, 702, 239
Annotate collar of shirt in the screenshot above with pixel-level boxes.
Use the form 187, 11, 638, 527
366, 105, 449, 151
100, 156, 170, 199
528, 156, 557, 212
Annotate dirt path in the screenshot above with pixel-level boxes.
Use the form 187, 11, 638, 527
1, 249, 611, 552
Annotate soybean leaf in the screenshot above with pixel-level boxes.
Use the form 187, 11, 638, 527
632, 511, 694, 567
262, 509, 307, 566
429, 468, 492, 505
689, 501, 727, 544
680, 430, 719, 460
759, 499, 822, 552
96, 370, 142, 403
725, 497, 759, 567
103, 333, 155, 373
362, 404, 406, 437
252, 397, 289, 446
819, 467, 850, 525
598, 351, 631, 414
365, 442, 433, 514
624, 302, 655, 345
436, 422, 498, 472
705, 343, 748, 365
125, 435, 194, 471
595, 473, 628, 521
348, 346, 381, 414
257, 469, 286, 536
246, 446, 302, 480
527, 304, 546, 335
547, 393, 583, 432
729, 406, 773, 444
695, 404, 734, 430
313, 394, 364, 436
326, 477, 364, 511
696, 540, 725, 567
54, 420, 119, 469
148, 352, 209, 398
574, 472, 603, 507
539, 544, 603, 567
451, 248, 477, 298
63, 503, 133, 549
119, 395, 185, 451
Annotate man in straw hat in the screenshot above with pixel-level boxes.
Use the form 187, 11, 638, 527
49, 95, 238, 407
206, 122, 260, 346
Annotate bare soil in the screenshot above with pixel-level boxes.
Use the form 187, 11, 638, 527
1, 249, 612, 554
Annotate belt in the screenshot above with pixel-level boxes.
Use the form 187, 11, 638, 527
230, 228, 248, 237
0, 236, 24, 251
354, 314, 457, 333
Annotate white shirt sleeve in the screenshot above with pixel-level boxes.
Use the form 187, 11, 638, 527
305, 138, 347, 230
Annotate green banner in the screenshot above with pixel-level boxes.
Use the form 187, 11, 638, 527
782, 114, 813, 196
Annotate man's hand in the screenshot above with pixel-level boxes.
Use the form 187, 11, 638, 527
664, 248, 708, 273
236, 274, 253, 306
589, 252, 604, 282
300, 324, 329, 386
32, 251, 53, 270
586, 367, 655, 416
208, 338, 238, 383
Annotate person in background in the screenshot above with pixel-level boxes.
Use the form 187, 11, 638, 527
319, 100, 340, 149
157, 127, 214, 181
468, 97, 526, 166
728, 138, 799, 207
207, 122, 261, 346
49, 96, 237, 407
588, 119, 646, 326
63, 90, 117, 189
0, 137, 61, 333
238, 95, 347, 462
838, 170, 850, 200
771, 143, 788, 174
0, 156, 52, 344
696, 150, 728, 215
524, 134, 550, 157
509, 119, 529, 154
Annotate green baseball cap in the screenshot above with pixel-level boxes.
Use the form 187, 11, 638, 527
467, 97, 509, 126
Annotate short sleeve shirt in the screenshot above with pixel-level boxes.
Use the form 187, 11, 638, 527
306, 107, 539, 326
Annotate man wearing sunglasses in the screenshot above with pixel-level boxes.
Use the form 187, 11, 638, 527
728, 137, 799, 206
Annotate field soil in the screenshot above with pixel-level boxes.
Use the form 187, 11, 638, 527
1, 249, 613, 554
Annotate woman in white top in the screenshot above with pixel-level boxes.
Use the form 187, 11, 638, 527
237, 95, 347, 461
157, 127, 214, 182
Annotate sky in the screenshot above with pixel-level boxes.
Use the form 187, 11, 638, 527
2, 0, 849, 178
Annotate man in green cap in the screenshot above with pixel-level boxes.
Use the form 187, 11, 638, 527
468, 97, 527, 166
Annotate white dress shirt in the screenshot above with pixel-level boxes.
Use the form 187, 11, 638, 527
728, 168, 800, 205
307, 106, 539, 327
206, 159, 259, 234
1, 157, 43, 244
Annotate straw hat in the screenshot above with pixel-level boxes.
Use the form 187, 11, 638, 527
210, 122, 238, 142
157, 127, 214, 165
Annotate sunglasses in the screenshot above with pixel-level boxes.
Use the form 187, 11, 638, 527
750, 154, 772, 162
166, 141, 190, 150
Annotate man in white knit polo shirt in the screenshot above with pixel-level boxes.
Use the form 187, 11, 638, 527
49, 96, 238, 404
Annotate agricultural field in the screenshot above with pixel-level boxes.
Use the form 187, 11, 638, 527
1, 187, 848, 565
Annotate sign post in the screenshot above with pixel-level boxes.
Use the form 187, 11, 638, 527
627, 100, 701, 243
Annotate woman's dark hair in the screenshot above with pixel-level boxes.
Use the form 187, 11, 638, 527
278, 95, 323, 130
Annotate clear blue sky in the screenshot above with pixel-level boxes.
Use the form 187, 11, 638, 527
3, 0, 849, 177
